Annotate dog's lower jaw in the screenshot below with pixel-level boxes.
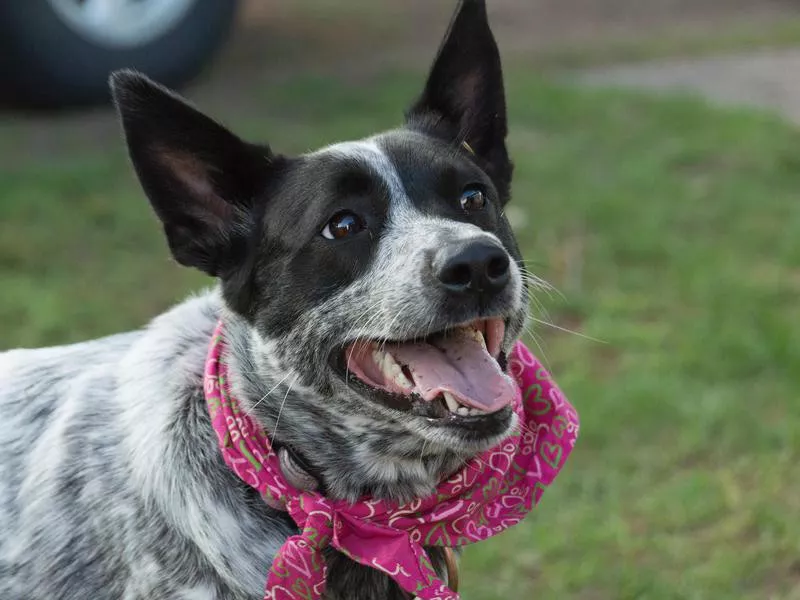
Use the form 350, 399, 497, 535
322, 441, 472, 505
222, 315, 497, 504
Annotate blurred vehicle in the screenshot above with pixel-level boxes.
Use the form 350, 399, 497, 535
0, 0, 240, 109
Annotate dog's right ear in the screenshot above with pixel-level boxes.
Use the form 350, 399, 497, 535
110, 70, 276, 277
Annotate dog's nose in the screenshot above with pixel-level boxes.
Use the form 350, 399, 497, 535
436, 241, 511, 297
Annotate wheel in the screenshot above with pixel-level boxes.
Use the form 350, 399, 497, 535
0, 0, 239, 109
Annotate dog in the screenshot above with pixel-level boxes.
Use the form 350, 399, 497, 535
0, 1, 532, 598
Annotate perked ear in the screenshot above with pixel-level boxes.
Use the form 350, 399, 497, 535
408, 0, 512, 199
110, 70, 275, 277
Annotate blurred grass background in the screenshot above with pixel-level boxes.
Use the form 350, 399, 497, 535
1, 1, 799, 598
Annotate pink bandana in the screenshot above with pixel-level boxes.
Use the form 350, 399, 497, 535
204, 322, 579, 600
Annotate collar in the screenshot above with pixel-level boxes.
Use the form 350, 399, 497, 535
271, 442, 322, 494
205, 322, 579, 600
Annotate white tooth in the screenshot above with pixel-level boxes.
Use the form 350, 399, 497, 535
393, 369, 413, 389
456, 407, 470, 416
374, 349, 388, 372
383, 352, 412, 389
372, 350, 386, 378
443, 392, 460, 413
373, 349, 402, 384
381, 351, 397, 373
372, 348, 385, 366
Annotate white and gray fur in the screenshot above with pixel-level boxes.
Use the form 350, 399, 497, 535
0, 2, 533, 598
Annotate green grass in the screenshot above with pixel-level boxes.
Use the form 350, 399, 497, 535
1, 67, 799, 599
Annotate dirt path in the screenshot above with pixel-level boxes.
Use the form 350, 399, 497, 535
575, 49, 800, 123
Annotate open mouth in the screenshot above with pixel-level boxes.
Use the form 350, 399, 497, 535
335, 318, 516, 426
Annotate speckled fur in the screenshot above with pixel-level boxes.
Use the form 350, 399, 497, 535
0, 2, 530, 598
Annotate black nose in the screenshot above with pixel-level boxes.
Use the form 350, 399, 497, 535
436, 241, 511, 296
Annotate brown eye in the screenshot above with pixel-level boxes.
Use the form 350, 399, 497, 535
321, 211, 365, 240
460, 187, 486, 213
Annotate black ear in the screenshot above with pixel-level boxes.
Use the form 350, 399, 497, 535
408, 0, 512, 199
110, 70, 275, 277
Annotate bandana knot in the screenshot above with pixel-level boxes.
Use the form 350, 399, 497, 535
205, 322, 579, 600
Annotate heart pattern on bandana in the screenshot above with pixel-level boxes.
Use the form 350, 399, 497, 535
205, 324, 580, 600
540, 442, 564, 470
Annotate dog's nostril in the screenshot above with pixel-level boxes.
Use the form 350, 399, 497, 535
487, 254, 509, 281
440, 263, 473, 288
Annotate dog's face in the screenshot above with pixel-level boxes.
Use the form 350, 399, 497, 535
112, 1, 528, 474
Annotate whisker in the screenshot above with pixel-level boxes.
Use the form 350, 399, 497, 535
419, 436, 431, 461
378, 309, 405, 355
529, 317, 605, 344
520, 271, 560, 300
248, 372, 293, 414
521, 321, 552, 371
271, 377, 297, 441
342, 297, 385, 343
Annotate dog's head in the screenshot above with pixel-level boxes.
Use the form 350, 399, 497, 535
112, 0, 530, 497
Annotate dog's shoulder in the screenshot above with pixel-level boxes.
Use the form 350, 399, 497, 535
0, 288, 221, 448
0, 328, 142, 486
0, 290, 280, 599
0, 325, 144, 597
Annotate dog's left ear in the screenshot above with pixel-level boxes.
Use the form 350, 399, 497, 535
407, 0, 512, 199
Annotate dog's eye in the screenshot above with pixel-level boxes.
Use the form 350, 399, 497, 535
460, 187, 486, 213
321, 211, 365, 240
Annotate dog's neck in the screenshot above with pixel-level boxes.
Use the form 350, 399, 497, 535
216, 312, 468, 503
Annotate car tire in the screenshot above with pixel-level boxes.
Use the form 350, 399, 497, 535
0, 0, 239, 109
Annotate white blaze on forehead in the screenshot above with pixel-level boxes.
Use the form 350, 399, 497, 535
311, 138, 409, 208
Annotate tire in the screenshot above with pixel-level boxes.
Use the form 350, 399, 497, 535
0, 0, 239, 110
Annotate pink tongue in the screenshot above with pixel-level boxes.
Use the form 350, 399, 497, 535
388, 329, 516, 412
